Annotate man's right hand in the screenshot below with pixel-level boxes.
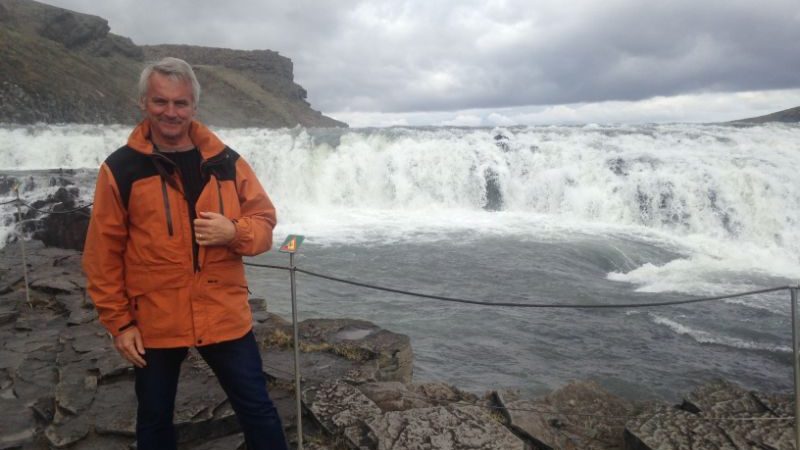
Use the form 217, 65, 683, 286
114, 326, 147, 368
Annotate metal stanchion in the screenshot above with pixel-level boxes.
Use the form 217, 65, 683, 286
280, 235, 305, 450
13, 187, 32, 309
792, 286, 800, 448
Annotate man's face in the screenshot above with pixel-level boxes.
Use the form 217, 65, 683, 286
140, 72, 196, 145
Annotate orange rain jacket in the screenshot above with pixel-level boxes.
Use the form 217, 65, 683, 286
83, 119, 276, 348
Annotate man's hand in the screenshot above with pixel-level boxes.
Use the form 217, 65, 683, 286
114, 326, 146, 368
194, 211, 236, 246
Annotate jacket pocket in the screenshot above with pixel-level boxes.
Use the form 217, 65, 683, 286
131, 287, 191, 339
202, 260, 248, 288
202, 261, 252, 337
125, 263, 187, 297
128, 177, 186, 264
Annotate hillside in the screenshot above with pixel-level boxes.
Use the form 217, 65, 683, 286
0, 0, 346, 127
729, 106, 800, 124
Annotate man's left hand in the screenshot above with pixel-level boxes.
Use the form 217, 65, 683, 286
194, 211, 236, 246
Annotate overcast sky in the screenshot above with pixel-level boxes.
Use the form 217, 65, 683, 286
41, 0, 800, 127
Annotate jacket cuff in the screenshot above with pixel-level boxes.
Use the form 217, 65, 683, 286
105, 316, 136, 337
118, 320, 137, 333
227, 219, 248, 253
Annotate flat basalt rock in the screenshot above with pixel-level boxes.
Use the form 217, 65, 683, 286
30, 276, 78, 295
366, 405, 525, 450
497, 380, 638, 450
0, 308, 18, 325
625, 380, 794, 450
45, 416, 91, 449
12, 347, 58, 405
92, 381, 136, 437
262, 347, 377, 385
190, 432, 245, 450
358, 381, 477, 412
259, 317, 413, 384
304, 380, 521, 450
358, 381, 433, 411
0, 397, 37, 449
303, 380, 383, 433
66, 434, 133, 449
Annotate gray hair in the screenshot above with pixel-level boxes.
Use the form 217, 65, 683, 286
138, 57, 201, 106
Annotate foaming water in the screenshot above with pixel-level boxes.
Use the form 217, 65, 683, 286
2, 123, 799, 295
0, 124, 130, 170
1, 122, 798, 398
648, 313, 792, 353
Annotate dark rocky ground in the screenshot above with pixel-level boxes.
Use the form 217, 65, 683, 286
0, 174, 796, 449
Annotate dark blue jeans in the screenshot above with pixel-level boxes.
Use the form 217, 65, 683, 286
134, 331, 288, 450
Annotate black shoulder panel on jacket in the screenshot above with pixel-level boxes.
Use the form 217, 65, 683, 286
208, 147, 241, 182
104, 146, 158, 209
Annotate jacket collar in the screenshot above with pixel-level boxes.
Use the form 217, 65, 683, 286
126, 119, 226, 160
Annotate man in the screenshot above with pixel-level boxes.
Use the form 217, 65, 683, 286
83, 57, 288, 450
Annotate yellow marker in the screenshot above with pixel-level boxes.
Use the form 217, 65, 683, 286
279, 234, 305, 254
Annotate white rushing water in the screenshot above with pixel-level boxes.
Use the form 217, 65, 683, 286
1, 122, 799, 296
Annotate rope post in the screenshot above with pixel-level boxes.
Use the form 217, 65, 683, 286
290, 252, 302, 450
13, 187, 32, 309
792, 286, 800, 448
279, 235, 305, 450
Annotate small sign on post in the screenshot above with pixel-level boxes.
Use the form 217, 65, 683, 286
280, 234, 305, 449
280, 234, 304, 254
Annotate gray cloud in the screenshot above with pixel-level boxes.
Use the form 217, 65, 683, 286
41, 0, 800, 116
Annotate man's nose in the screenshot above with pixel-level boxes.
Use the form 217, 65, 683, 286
164, 103, 177, 116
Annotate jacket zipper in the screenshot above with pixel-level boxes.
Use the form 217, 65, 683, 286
216, 179, 225, 215
160, 177, 174, 236
154, 149, 229, 274
152, 152, 196, 270
202, 151, 230, 216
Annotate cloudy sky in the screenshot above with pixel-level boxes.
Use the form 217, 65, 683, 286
42, 0, 800, 127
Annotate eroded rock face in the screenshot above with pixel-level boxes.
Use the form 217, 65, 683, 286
32, 186, 91, 251
496, 380, 638, 450
625, 379, 794, 450
1, 173, 90, 251
259, 317, 414, 384
303, 380, 525, 450
367, 405, 524, 450
304, 380, 383, 448
0, 397, 37, 449
38, 10, 109, 49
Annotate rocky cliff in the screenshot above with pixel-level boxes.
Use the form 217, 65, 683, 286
0, 0, 346, 128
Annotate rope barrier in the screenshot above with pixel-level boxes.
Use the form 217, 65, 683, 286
244, 262, 791, 309
16, 200, 93, 215
0, 199, 18, 206
245, 262, 292, 272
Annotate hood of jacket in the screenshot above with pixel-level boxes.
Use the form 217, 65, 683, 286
126, 119, 226, 160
